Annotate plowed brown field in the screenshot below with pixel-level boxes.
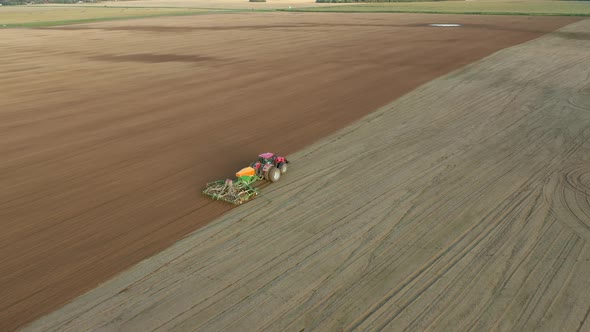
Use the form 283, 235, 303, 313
0, 12, 576, 331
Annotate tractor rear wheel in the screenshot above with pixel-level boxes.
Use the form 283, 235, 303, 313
278, 162, 288, 174
265, 167, 281, 182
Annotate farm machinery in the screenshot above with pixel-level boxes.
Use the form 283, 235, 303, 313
202, 152, 289, 205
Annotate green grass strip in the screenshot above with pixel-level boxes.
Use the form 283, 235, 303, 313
278, 6, 590, 16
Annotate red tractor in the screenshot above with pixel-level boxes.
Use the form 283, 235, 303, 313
203, 152, 290, 205
250, 152, 289, 182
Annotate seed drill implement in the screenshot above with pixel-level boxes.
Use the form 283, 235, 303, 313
203, 153, 289, 205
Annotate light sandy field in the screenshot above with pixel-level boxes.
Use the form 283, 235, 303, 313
0, 0, 342, 27
0, 10, 579, 332
3, 0, 586, 28
22, 18, 590, 331
56, 0, 334, 9
0, 6, 210, 25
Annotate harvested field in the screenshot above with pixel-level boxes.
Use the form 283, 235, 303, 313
89, 0, 334, 9
0, 12, 578, 331
0, 6, 214, 27
23, 18, 590, 331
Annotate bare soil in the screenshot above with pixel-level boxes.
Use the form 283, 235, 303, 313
0, 12, 577, 331
23, 17, 590, 332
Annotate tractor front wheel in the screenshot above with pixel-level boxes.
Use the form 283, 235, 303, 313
278, 162, 288, 174
265, 167, 281, 182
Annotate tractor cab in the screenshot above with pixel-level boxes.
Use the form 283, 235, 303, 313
258, 152, 275, 165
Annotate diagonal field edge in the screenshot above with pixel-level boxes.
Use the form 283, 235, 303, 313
21, 18, 590, 332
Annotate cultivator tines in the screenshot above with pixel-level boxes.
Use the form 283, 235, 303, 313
202, 179, 259, 205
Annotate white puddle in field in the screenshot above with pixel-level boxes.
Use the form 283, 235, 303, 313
429, 24, 462, 27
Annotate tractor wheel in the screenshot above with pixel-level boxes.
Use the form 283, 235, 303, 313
278, 162, 288, 174
265, 167, 281, 182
